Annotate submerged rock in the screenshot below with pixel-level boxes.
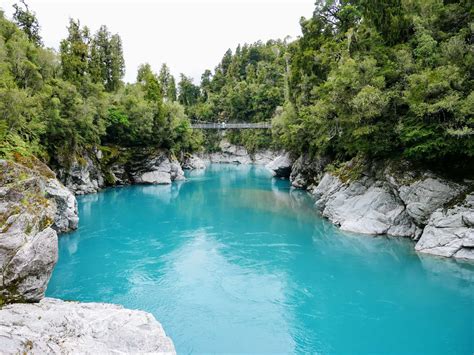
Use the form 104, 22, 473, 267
415, 194, 474, 260
0, 160, 77, 303
266, 153, 293, 178
0, 298, 175, 354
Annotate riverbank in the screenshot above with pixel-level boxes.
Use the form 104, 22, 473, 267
264, 153, 474, 261
0, 159, 175, 354
1, 143, 472, 353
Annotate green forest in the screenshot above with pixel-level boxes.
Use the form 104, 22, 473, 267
1, 0, 473, 171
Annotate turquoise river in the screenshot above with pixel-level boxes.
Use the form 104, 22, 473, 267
47, 164, 474, 354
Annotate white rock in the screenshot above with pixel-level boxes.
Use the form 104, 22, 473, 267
312, 173, 418, 238
182, 154, 207, 169
0, 298, 175, 354
134, 156, 185, 184
398, 177, 465, 225
415, 195, 474, 260
139, 171, 172, 184
265, 152, 293, 178
253, 150, 278, 165
45, 178, 78, 233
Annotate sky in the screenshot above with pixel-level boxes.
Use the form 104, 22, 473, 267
1, 0, 315, 83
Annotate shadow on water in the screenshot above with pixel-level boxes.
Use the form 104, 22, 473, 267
48, 164, 474, 354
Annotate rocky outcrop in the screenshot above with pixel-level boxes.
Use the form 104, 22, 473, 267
0, 160, 78, 304
253, 149, 278, 165
54, 148, 187, 193
416, 194, 474, 260
0, 298, 175, 354
56, 151, 104, 195
289, 157, 473, 260
45, 179, 78, 233
206, 140, 253, 164
182, 154, 206, 169
198, 140, 278, 166
397, 178, 464, 225
1, 160, 175, 352
129, 150, 185, 184
290, 154, 330, 189
313, 172, 420, 237
265, 153, 293, 178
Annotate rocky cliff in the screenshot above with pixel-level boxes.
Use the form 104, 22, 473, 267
54, 147, 185, 195
0, 158, 175, 354
0, 159, 78, 304
282, 156, 474, 261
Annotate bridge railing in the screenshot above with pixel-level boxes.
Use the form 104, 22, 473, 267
191, 122, 271, 129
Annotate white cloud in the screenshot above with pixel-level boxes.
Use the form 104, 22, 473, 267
2, 0, 314, 83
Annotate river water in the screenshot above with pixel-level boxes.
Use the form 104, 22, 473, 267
47, 164, 474, 354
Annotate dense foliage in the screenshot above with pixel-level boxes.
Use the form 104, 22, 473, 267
184, 0, 473, 167
1, 0, 472, 170
273, 0, 473, 168
0, 3, 199, 163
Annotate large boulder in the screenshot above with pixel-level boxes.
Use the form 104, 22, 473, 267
0, 298, 175, 354
415, 193, 474, 260
266, 152, 293, 178
396, 176, 465, 225
0, 160, 59, 303
313, 173, 419, 237
253, 150, 278, 166
129, 150, 185, 185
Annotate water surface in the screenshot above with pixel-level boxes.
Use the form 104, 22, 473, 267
47, 165, 474, 354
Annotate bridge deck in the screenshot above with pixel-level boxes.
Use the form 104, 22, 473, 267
191, 122, 271, 129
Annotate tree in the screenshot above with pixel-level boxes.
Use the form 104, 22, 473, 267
60, 19, 90, 85
12, 0, 42, 45
89, 26, 124, 91
158, 63, 177, 101
178, 74, 200, 107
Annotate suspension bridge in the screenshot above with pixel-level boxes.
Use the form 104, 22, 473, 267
190, 121, 272, 129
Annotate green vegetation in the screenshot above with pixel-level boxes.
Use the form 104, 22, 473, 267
273, 0, 473, 170
182, 0, 472, 169
0, 2, 199, 165
1, 0, 472, 171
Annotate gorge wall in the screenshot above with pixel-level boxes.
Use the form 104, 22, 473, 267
266, 154, 474, 261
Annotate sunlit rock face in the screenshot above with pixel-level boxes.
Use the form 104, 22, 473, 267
0, 160, 77, 304
182, 154, 206, 169
0, 298, 176, 354
195, 140, 279, 166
